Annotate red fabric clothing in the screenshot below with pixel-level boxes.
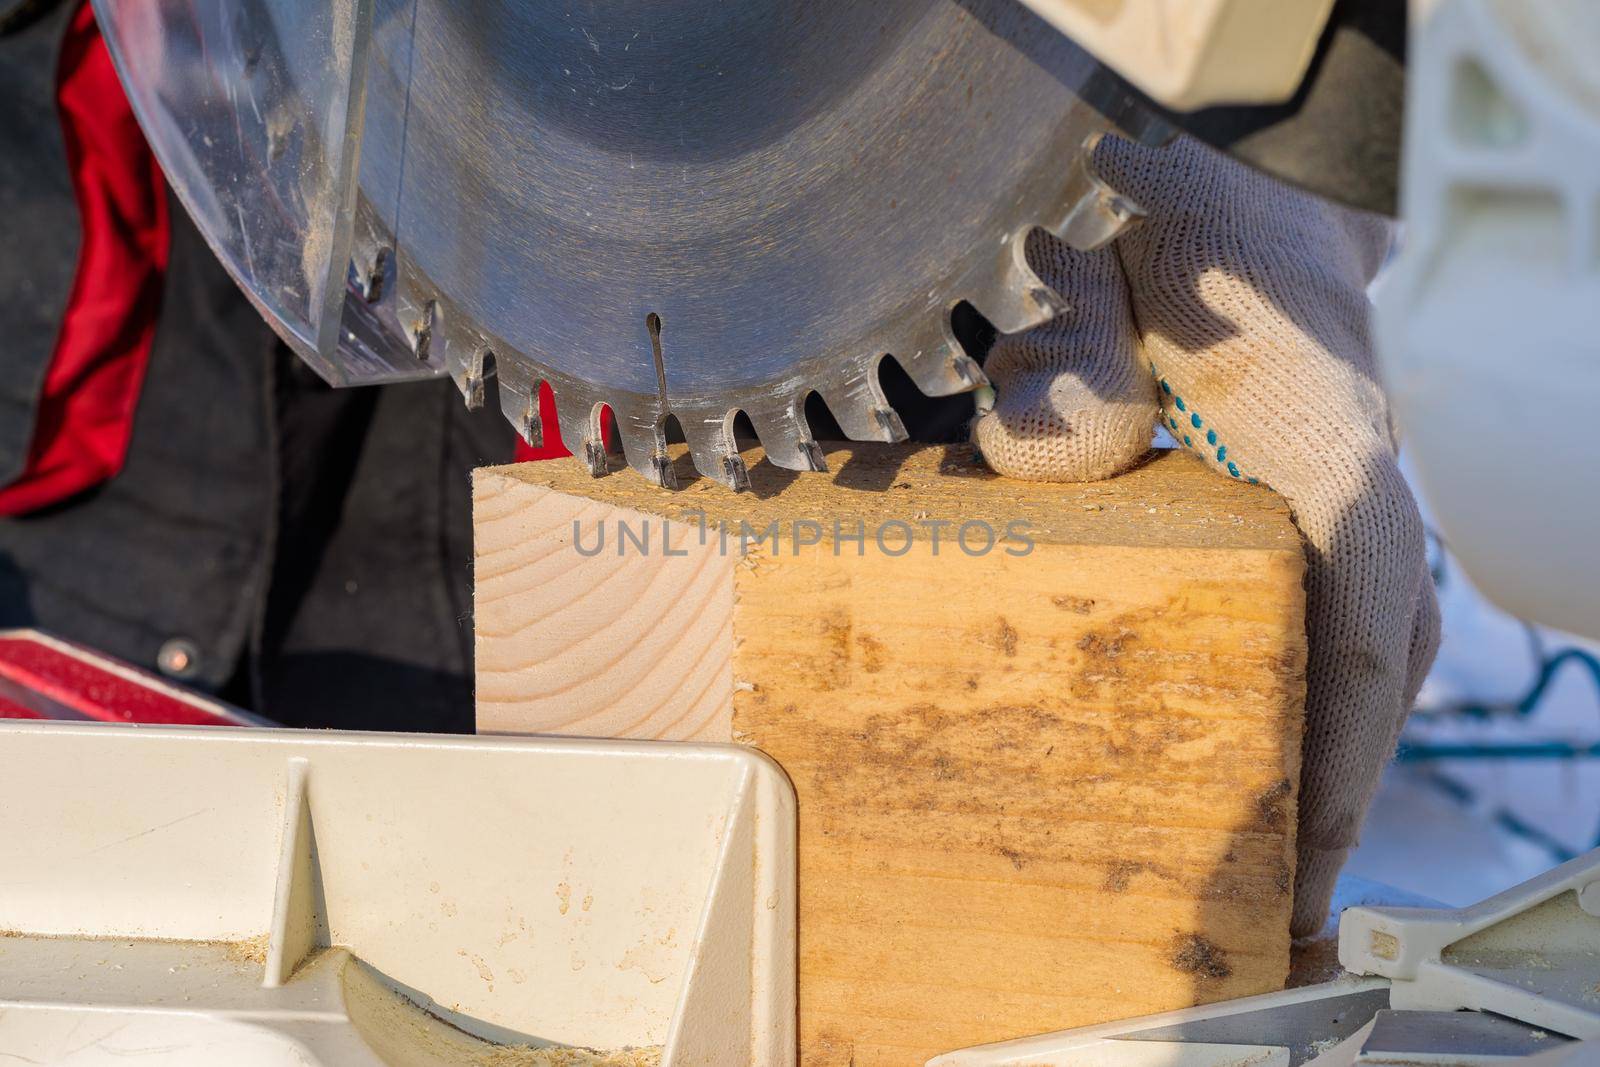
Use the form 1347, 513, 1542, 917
15, 3, 576, 488
512, 381, 613, 462
0, 2, 169, 514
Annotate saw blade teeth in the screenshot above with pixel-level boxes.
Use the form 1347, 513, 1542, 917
1044, 133, 1146, 252
799, 439, 827, 471
721, 453, 751, 492
550, 391, 612, 479
652, 452, 680, 491
518, 392, 544, 449
434, 311, 495, 410
892, 317, 989, 397
453, 347, 489, 411
410, 299, 439, 363
748, 408, 828, 473
873, 404, 909, 442
966, 232, 1067, 335
202, 8, 1183, 494
612, 415, 678, 489
675, 408, 748, 491
351, 244, 391, 304
493, 369, 541, 449
819, 359, 910, 444
366, 98, 1145, 492
459, 368, 486, 411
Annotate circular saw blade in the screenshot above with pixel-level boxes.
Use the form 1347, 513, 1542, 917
99, 0, 1168, 487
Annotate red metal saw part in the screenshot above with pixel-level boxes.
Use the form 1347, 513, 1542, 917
0, 631, 263, 726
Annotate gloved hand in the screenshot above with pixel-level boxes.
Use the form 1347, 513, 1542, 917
974, 134, 1440, 937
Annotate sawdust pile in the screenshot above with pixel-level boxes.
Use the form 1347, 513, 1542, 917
474, 1048, 660, 1066
223, 933, 271, 966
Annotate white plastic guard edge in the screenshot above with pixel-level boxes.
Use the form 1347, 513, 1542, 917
0, 721, 798, 1065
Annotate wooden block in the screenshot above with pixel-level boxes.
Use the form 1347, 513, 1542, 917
474, 444, 1307, 1065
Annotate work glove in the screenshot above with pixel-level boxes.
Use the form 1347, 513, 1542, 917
974, 134, 1441, 938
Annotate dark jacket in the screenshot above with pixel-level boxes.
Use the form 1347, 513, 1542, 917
0, 0, 516, 731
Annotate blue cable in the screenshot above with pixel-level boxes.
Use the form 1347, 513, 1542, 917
1395, 529, 1600, 851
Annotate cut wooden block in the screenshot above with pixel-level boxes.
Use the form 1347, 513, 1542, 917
474, 443, 1307, 1066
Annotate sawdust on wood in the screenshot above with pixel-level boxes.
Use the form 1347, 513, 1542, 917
487, 445, 1298, 553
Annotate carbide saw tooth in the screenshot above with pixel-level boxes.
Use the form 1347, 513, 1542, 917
499, 382, 541, 449
613, 415, 678, 489
350, 244, 391, 304
675, 407, 748, 491
430, 306, 494, 410
452, 346, 489, 411
651, 452, 679, 489
457, 367, 486, 411
965, 231, 1068, 335
892, 315, 988, 397
388, 261, 449, 368
873, 404, 908, 442
411, 299, 438, 363
492, 360, 540, 448
582, 438, 609, 478
748, 405, 828, 473
720, 453, 751, 492
799, 439, 827, 472
1044, 133, 1146, 252
549, 389, 611, 478
819, 359, 910, 444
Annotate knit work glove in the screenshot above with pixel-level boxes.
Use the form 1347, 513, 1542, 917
974, 135, 1440, 937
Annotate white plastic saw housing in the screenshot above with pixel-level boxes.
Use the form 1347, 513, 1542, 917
1018, 0, 1336, 110
0, 722, 797, 1065
1375, 0, 1600, 641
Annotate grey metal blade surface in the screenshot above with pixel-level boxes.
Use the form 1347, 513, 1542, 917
99, 0, 1169, 487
